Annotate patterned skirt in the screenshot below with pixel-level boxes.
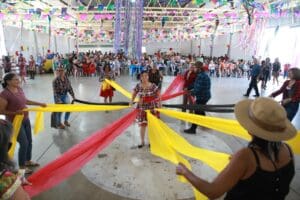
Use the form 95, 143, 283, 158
136, 101, 160, 125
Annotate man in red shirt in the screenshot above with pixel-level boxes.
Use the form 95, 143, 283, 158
182, 63, 197, 112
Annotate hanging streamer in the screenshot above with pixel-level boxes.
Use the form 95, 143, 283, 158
24, 109, 137, 197
147, 111, 230, 200
157, 109, 300, 155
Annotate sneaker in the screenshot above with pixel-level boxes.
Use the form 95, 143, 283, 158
243, 94, 249, 97
253, 95, 260, 97
184, 128, 196, 134
64, 121, 71, 127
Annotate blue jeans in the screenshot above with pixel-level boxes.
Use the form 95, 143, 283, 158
17, 118, 32, 166
284, 102, 299, 122
55, 94, 71, 124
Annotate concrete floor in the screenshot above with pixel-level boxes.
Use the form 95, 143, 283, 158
6, 74, 300, 200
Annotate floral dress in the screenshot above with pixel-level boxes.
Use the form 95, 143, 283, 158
134, 83, 160, 125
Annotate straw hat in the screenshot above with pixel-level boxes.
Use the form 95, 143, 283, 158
234, 97, 296, 141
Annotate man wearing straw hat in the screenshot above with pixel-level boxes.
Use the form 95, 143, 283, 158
177, 97, 296, 199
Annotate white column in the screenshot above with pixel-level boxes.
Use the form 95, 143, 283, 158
0, 20, 7, 57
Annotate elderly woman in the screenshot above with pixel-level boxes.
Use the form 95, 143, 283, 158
0, 73, 46, 174
131, 70, 161, 148
269, 68, 300, 121
176, 97, 296, 199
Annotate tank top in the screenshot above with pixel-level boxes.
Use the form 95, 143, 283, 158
225, 145, 294, 200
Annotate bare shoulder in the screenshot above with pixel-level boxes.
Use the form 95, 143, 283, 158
231, 148, 253, 164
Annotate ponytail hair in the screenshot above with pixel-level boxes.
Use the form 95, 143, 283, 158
2, 73, 17, 89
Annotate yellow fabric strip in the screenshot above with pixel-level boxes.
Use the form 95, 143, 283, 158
104, 79, 132, 99
9, 105, 129, 158
25, 104, 129, 112
104, 79, 139, 102
147, 112, 206, 200
157, 109, 250, 140
102, 81, 111, 90
157, 109, 300, 155
147, 111, 231, 199
9, 115, 24, 158
27, 105, 129, 134
34, 112, 44, 135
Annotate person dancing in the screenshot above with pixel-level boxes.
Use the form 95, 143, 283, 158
131, 70, 161, 148
99, 63, 115, 104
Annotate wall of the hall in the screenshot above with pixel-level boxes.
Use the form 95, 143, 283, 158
144, 32, 253, 61
3, 26, 76, 59
4, 25, 299, 67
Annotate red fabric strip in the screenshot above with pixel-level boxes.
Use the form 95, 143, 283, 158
24, 109, 138, 197
162, 75, 184, 98
161, 91, 187, 101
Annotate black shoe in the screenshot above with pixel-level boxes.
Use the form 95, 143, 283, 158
253, 95, 260, 97
184, 128, 196, 134
243, 94, 249, 97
